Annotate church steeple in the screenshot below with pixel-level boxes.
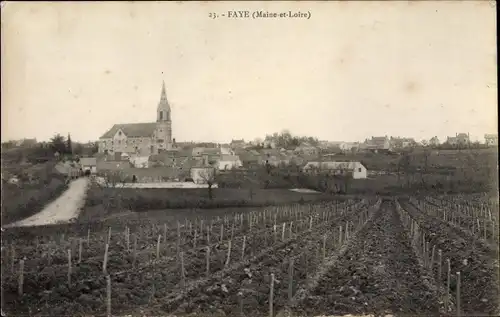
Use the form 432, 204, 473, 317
157, 80, 171, 122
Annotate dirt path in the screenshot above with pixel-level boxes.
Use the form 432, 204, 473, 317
294, 201, 439, 316
4, 178, 90, 228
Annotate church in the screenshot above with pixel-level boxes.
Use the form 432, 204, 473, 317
98, 81, 174, 156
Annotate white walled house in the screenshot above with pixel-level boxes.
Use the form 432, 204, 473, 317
303, 161, 368, 179
190, 167, 216, 184
80, 157, 97, 174
485, 134, 498, 147
218, 155, 242, 171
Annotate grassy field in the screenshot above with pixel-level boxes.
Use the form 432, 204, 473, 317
81, 185, 341, 221
1, 161, 68, 225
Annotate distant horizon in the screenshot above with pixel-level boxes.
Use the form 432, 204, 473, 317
2, 129, 494, 145
2, 2, 497, 145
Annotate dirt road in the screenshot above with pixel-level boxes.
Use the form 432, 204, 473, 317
4, 178, 90, 228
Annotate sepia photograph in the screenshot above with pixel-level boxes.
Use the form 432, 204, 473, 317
1, 1, 498, 316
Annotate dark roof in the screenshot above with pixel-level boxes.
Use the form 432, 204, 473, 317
192, 147, 221, 156
80, 157, 97, 166
100, 123, 156, 139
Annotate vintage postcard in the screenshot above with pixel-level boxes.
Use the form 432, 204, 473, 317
1, 1, 498, 316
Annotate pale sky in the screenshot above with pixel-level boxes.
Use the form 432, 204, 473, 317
1, 1, 497, 143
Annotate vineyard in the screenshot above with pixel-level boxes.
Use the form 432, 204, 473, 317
2, 194, 499, 316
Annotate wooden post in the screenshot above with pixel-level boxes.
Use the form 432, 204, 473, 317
87, 228, 90, 245
18, 258, 24, 296
126, 227, 130, 251
180, 251, 186, 289
456, 272, 461, 317
67, 249, 72, 288
339, 226, 343, 246
289, 222, 293, 237
78, 238, 83, 263
206, 246, 210, 278
11, 245, 15, 274
133, 234, 137, 268
238, 291, 244, 317
425, 241, 430, 267
269, 273, 275, 317
288, 258, 294, 304
106, 275, 111, 317
225, 240, 232, 268
445, 258, 451, 312
220, 223, 224, 243
194, 229, 198, 248
107, 227, 112, 245
164, 223, 168, 243
437, 249, 442, 290
177, 221, 181, 255
103, 243, 109, 273
242, 236, 247, 260
282, 223, 286, 241
156, 235, 161, 260
430, 245, 436, 270
273, 225, 277, 243
322, 235, 327, 260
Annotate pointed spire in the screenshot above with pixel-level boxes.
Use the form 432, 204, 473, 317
161, 80, 167, 99
158, 80, 170, 110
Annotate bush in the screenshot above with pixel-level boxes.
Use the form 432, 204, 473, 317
1, 174, 68, 225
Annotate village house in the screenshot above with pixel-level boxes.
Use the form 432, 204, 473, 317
80, 157, 97, 174
339, 142, 359, 152
230, 139, 246, 149
220, 145, 235, 155
447, 133, 470, 147
263, 139, 277, 149
55, 160, 82, 178
302, 161, 368, 179
456, 133, 470, 146
446, 136, 458, 146
484, 134, 498, 147
98, 81, 173, 156
389, 137, 417, 149
365, 136, 391, 152
429, 136, 440, 147
235, 149, 262, 167
190, 166, 216, 184
294, 144, 319, 156
217, 154, 243, 171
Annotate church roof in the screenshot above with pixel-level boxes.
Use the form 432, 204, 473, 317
99, 123, 156, 139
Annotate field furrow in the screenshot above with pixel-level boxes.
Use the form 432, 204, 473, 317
291, 200, 439, 316
399, 199, 500, 316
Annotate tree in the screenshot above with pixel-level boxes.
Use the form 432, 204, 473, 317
95, 170, 127, 188
67, 134, 73, 155
50, 134, 67, 155
419, 149, 431, 188
397, 153, 411, 187
198, 167, 216, 200
73, 143, 83, 156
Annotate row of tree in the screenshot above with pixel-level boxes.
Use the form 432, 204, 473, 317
246, 130, 320, 150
